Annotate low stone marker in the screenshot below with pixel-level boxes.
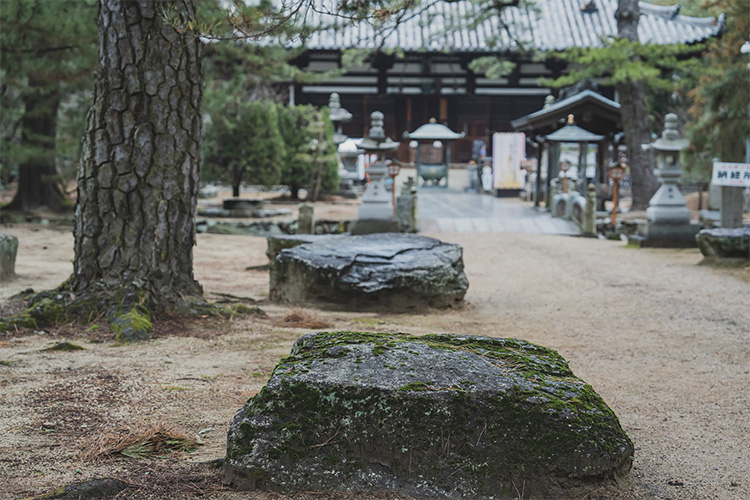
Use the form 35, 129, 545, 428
223, 331, 633, 499
298, 202, 314, 234
270, 233, 468, 310
0, 232, 18, 281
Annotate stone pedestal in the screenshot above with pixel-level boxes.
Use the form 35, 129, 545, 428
633, 221, 701, 248
645, 182, 691, 224
351, 160, 401, 234
357, 162, 392, 220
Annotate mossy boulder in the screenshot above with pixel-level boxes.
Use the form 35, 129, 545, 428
223, 332, 633, 499
269, 234, 468, 311
696, 227, 750, 259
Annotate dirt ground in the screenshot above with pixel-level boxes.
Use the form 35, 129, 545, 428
1, 205, 749, 499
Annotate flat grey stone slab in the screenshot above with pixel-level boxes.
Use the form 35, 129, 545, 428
270, 233, 468, 311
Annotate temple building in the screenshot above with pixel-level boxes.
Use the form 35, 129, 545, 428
285, 0, 723, 163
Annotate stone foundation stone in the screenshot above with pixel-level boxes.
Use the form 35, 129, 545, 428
269, 233, 468, 311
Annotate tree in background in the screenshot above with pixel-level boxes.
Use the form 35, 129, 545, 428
202, 85, 284, 196
685, 0, 750, 176
200, 34, 342, 197
277, 104, 339, 200
0, 0, 97, 212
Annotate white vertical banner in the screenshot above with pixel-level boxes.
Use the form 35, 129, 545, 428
492, 132, 526, 190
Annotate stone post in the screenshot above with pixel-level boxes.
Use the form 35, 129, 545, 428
0, 232, 19, 281
583, 184, 597, 236
298, 203, 314, 235
720, 186, 744, 228
397, 177, 418, 233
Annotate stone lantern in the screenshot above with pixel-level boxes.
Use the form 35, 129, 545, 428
403, 118, 464, 188
633, 113, 700, 247
350, 111, 401, 235
328, 92, 352, 146
329, 93, 362, 197
545, 114, 603, 220
646, 113, 690, 224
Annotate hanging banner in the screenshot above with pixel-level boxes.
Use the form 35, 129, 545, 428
492, 132, 526, 190
712, 161, 750, 187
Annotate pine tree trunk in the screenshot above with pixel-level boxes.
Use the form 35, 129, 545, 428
616, 80, 658, 209
4, 79, 69, 212
615, 0, 658, 210
73, 0, 203, 305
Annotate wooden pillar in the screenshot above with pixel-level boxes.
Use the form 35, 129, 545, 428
406, 97, 412, 131
597, 141, 608, 210
546, 142, 559, 210
535, 143, 543, 207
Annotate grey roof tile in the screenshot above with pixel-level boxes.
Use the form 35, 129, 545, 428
300, 0, 722, 52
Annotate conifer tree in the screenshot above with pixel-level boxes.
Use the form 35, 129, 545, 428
685, 0, 750, 174
0, 0, 97, 212
277, 104, 339, 200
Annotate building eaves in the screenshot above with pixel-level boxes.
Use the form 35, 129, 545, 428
510, 89, 621, 130
297, 0, 722, 53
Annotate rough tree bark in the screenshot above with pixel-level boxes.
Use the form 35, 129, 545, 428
72, 0, 204, 309
615, 0, 659, 210
0, 0, 259, 338
3, 79, 70, 213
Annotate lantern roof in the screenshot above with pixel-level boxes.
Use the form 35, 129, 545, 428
360, 111, 399, 152
328, 93, 353, 123
403, 119, 465, 141
651, 113, 688, 152
545, 114, 604, 142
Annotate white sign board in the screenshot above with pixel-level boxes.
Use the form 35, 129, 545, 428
712, 161, 750, 187
492, 132, 525, 190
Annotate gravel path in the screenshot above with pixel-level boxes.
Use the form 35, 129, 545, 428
0, 224, 748, 499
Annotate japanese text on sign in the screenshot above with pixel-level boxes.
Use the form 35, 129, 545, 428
712, 162, 750, 187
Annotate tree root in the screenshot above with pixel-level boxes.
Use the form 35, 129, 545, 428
0, 280, 265, 342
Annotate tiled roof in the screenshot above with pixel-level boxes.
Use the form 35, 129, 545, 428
301, 0, 723, 52
511, 89, 621, 129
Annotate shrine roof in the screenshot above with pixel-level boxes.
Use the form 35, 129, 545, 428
511, 90, 621, 131
298, 0, 723, 53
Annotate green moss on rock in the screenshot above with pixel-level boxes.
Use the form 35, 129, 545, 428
42, 342, 85, 352
111, 305, 152, 343
223, 332, 634, 499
